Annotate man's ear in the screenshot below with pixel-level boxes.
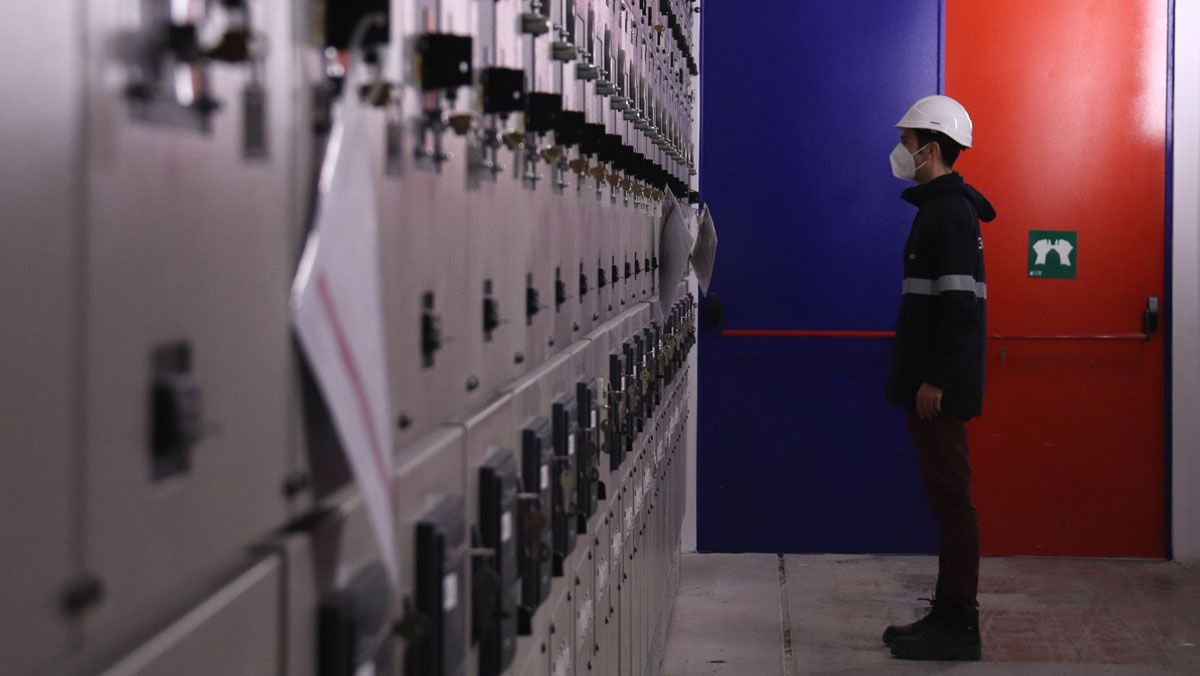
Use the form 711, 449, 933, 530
923, 140, 940, 164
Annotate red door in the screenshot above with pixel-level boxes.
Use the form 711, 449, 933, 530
946, 0, 1169, 557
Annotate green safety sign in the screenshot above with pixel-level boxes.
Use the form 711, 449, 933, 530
1028, 230, 1077, 279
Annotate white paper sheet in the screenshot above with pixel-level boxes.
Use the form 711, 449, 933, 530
692, 203, 719, 294
657, 188, 693, 313
291, 63, 399, 586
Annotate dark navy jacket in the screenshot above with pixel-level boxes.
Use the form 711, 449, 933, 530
886, 172, 997, 420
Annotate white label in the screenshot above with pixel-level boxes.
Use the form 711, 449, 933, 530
501, 511, 513, 543
540, 464, 550, 490
553, 645, 573, 676
443, 573, 458, 612
355, 663, 377, 676
590, 409, 598, 428
621, 376, 626, 389
577, 597, 594, 643
568, 434, 576, 456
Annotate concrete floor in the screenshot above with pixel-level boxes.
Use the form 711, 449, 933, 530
659, 554, 1200, 676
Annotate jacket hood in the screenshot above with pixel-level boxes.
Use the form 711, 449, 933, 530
901, 172, 997, 222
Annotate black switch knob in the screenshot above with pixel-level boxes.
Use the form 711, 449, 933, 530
483, 296, 501, 337
150, 341, 203, 481
526, 286, 541, 323
526, 93, 563, 134
416, 33, 474, 92
420, 309, 443, 367
580, 124, 606, 157
481, 67, 526, 114
555, 278, 568, 309
555, 110, 586, 147
598, 134, 622, 164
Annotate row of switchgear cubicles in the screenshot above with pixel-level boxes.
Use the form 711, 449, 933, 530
1, 0, 702, 674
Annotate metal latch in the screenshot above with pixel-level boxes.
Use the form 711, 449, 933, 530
1143, 296, 1159, 340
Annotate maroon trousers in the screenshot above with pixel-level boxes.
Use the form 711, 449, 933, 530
906, 412, 980, 612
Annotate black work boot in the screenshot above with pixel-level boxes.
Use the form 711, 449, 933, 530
881, 597, 941, 646
889, 603, 981, 661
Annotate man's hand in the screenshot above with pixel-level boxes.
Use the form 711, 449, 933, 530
916, 383, 944, 420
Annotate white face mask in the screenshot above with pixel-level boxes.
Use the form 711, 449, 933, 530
889, 142, 931, 181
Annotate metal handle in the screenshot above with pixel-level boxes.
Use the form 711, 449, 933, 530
1144, 296, 1160, 340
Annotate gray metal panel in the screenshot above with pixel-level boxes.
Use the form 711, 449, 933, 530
279, 529, 318, 676
493, 0, 524, 69
547, 584, 575, 676
510, 632, 549, 676
576, 188, 599, 336
560, 340, 590, 389
283, 487, 405, 676
553, 195, 585, 352
583, 315, 619, 385
389, 0, 493, 445
609, 489, 627, 675
596, 201, 614, 323
281, 0, 319, 520
474, 158, 530, 392
590, 508, 613, 676
619, 451, 639, 675
94, 556, 283, 676
453, 393, 515, 676
515, 176, 558, 371
80, 0, 295, 646
279, 428, 465, 676
381, 129, 480, 445
503, 349, 572, 426
395, 426, 468, 673
618, 534, 633, 676
603, 501, 623, 676
0, 1, 84, 672
635, 445, 651, 672
467, 402, 543, 676
572, 536, 596, 676
383, 0, 483, 438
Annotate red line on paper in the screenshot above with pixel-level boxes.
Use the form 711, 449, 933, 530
316, 272, 393, 504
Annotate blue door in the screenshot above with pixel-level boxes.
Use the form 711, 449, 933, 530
698, 0, 944, 553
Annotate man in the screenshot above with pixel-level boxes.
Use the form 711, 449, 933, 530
882, 95, 996, 661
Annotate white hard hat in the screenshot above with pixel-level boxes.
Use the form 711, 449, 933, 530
895, 95, 973, 148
